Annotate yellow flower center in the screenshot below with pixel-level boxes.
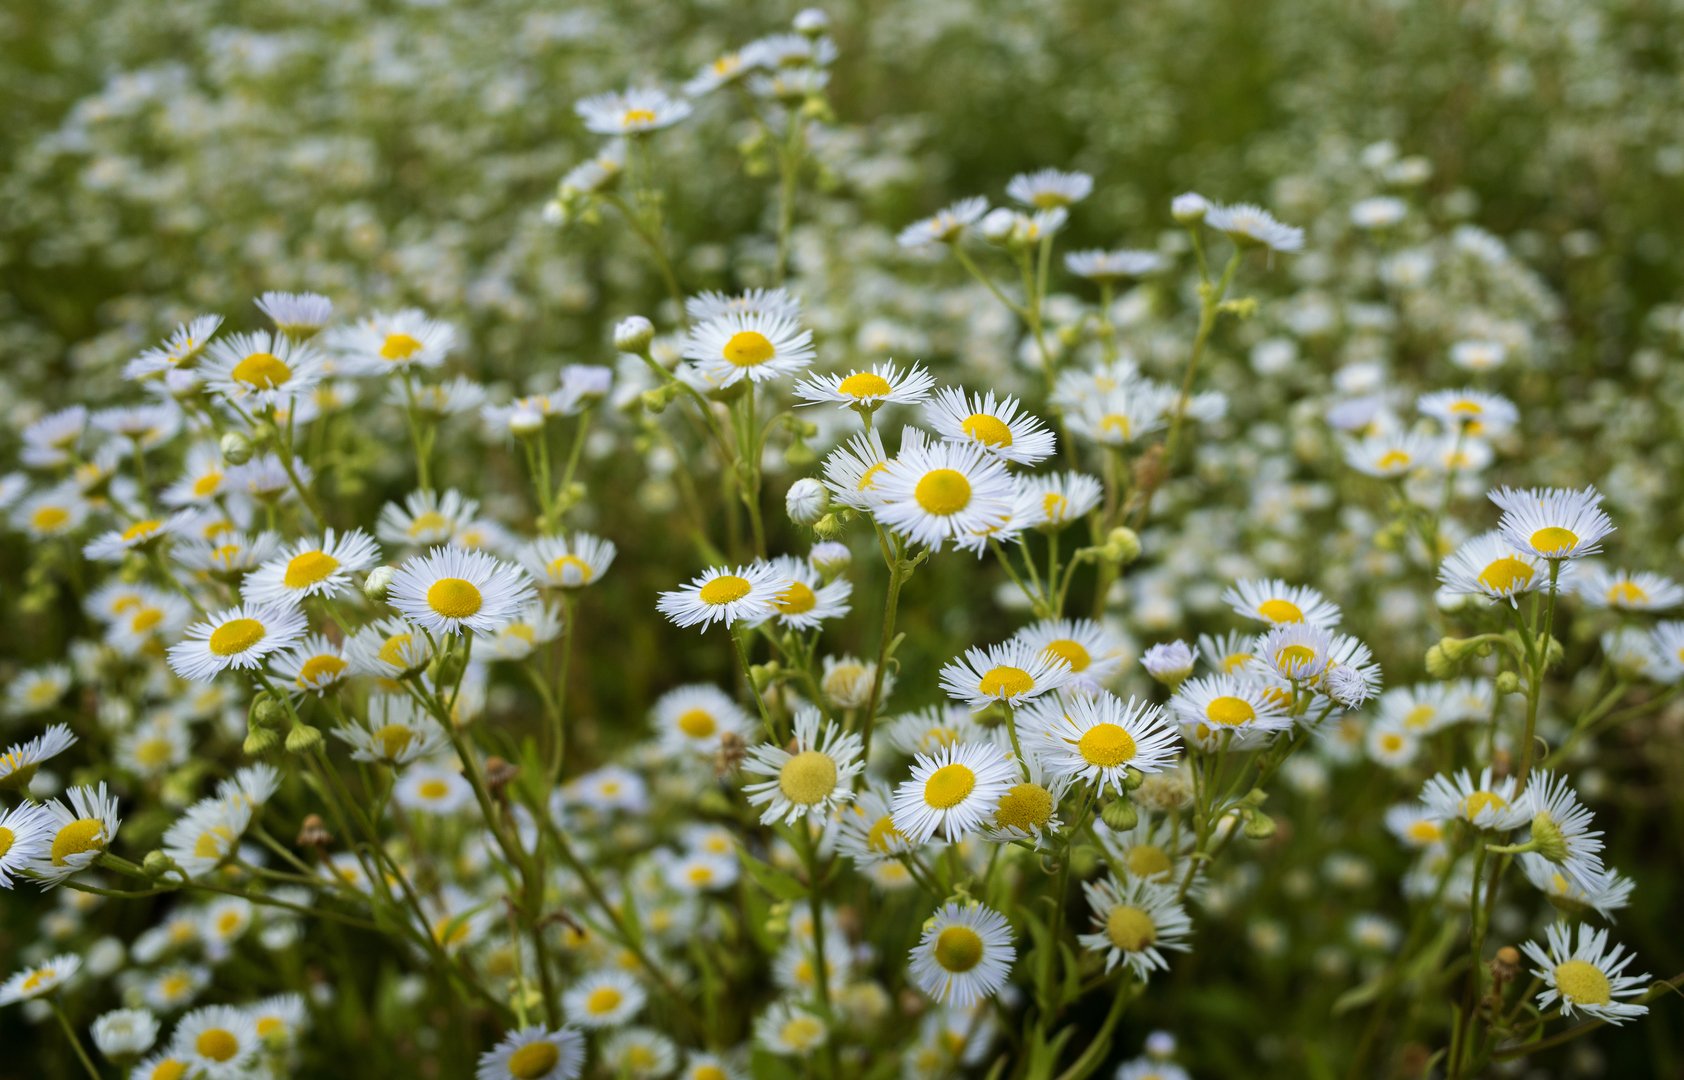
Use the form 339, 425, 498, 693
1041, 639, 1091, 672
1553, 960, 1613, 1006
427, 578, 483, 619
1402, 705, 1436, 730
977, 665, 1033, 697
923, 763, 977, 808
20, 966, 55, 993
1478, 557, 1534, 593
297, 655, 346, 687
961, 413, 1014, 447
546, 554, 594, 583
933, 925, 984, 972
1100, 414, 1131, 439
677, 709, 716, 738
586, 985, 624, 1014
122, 519, 163, 542
1275, 644, 1316, 672
913, 468, 971, 515
193, 825, 233, 859
1042, 492, 1069, 520
1127, 845, 1172, 879
699, 575, 752, 605
378, 633, 415, 668
1205, 696, 1256, 726
380, 332, 423, 361
779, 751, 838, 805
0, 827, 12, 858
1607, 581, 1648, 605
407, 511, 448, 536
1106, 905, 1156, 951
1077, 723, 1136, 767
231, 352, 292, 389
722, 330, 776, 367
1376, 449, 1412, 470
837, 372, 893, 398
866, 815, 907, 853
994, 783, 1053, 832
375, 724, 415, 760
216, 910, 242, 936
1406, 820, 1442, 844
284, 550, 340, 589
32, 506, 71, 531
208, 618, 266, 656
418, 779, 450, 800
775, 581, 818, 615
1256, 598, 1304, 623
694, 1067, 728, 1080
856, 461, 889, 491
508, 1042, 560, 1079
1529, 526, 1578, 556
1463, 790, 1508, 818
196, 1028, 240, 1062
149, 1060, 189, 1080
780, 1016, 824, 1049
255, 1017, 286, 1038
621, 108, 658, 126
1379, 733, 1405, 753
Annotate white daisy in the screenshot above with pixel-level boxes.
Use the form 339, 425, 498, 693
1064, 249, 1169, 282
1450, 339, 1508, 372
4, 663, 72, 716
329, 308, 456, 375
1439, 531, 1547, 602
1204, 202, 1304, 253
1167, 674, 1292, 748
0, 802, 53, 887
200, 331, 325, 409
1344, 430, 1439, 478
1076, 876, 1192, 980
891, 740, 1016, 843
1520, 923, 1649, 1025
657, 562, 784, 631
343, 617, 436, 682
82, 512, 191, 562
394, 767, 475, 815
924, 387, 1057, 466
1420, 767, 1529, 831
1571, 565, 1683, 611
13, 483, 90, 538
834, 785, 917, 868
476, 1026, 587, 1080
908, 902, 1016, 1008
1022, 692, 1181, 795
171, 1004, 261, 1077
872, 438, 1017, 550
794, 361, 936, 411
31, 782, 123, 886
1384, 803, 1448, 850
256, 291, 334, 338
485, 601, 565, 661
0, 723, 77, 790
1418, 388, 1519, 434
742, 708, 864, 826
755, 1002, 828, 1057
91, 1006, 160, 1059
1221, 577, 1342, 627
244, 528, 381, 607
517, 532, 617, 589
1022, 471, 1102, 529
1492, 485, 1614, 561
666, 850, 737, 894
387, 546, 535, 636
983, 756, 1072, 847
1521, 857, 1634, 920
898, 196, 989, 248
0, 954, 80, 1004
684, 288, 802, 324
760, 555, 851, 630
125, 315, 224, 378
564, 969, 646, 1028
377, 489, 480, 548
160, 795, 252, 878
270, 633, 350, 694
682, 312, 816, 387
938, 640, 1073, 709
1518, 772, 1605, 891
167, 603, 307, 682
653, 684, 750, 757
576, 87, 692, 135
820, 428, 895, 510
332, 697, 450, 766
1006, 168, 1093, 209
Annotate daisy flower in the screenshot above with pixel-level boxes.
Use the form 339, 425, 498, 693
938, 640, 1073, 709
248, 993, 308, 1046
665, 850, 737, 894
653, 684, 750, 757
1365, 722, 1418, 768
755, 1003, 828, 1057
684, 287, 802, 323
1204, 202, 1304, 253
898, 196, 989, 248
682, 312, 816, 387
657, 563, 784, 631
517, 532, 617, 589
1141, 640, 1198, 686
1420, 767, 1529, 831
331, 309, 456, 375
377, 489, 480, 548
983, 757, 1072, 846
124, 314, 223, 377
1572, 565, 1683, 611
0, 723, 77, 790
872, 438, 1017, 550
485, 602, 565, 661
13, 483, 90, 539
0, 802, 53, 887
924, 387, 1056, 466
891, 740, 1016, 843
1022, 471, 1102, 529
271, 633, 350, 694
1384, 803, 1448, 849
1076, 876, 1192, 980
91, 1007, 160, 1059
5, 664, 72, 717
171, 1004, 261, 1077
160, 795, 252, 878
343, 617, 435, 682
244, 528, 381, 607
387, 546, 536, 636
1064, 249, 1168, 282
200, 331, 324, 409
476, 1026, 586, 1080
31, 782, 123, 886
255, 291, 334, 338
908, 902, 1016, 1008
0, 954, 80, 1004
82, 511, 189, 561
167, 603, 307, 682
1022, 692, 1181, 795
684, 49, 759, 96
1222, 578, 1342, 627
742, 708, 864, 826
1097, 814, 1196, 886
1418, 388, 1519, 434
1492, 485, 1614, 560
1520, 923, 1650, 1025
1450, 339, 1508, 372
1518, 772, 1605, 891
1521, 857, 1634, 921
576, 87, 692, 135
1253, 623, 1337, 682
761, 555, 851, 630
332, 697, 449, 766
1006, 168, 1093, 209
1439, 531, 1546, 602
883, 704, 985, 757
1344, 430, 1438, 478
952, 480, 1048, 555
1167, 674, 1292, 748
820, 428, 894, 510
1652, 621, 1684, 682
834, 785, 916, 867
394, 768, 475, 815
793, 361, 936, 411
564, 969, 646, 1028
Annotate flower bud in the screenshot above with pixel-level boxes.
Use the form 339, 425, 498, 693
1141, 641, 1196, 687
243, 727, 281, 755
785, 478, 828, 526
809, 541, 851, 577
363, 566, 395, 602
1495, 670, 1523, 695
249, 691, 288, 731
979, 208, 1018, 244
142, 851, 178, 879
812, 513, 845, 540
1172, 192, 1210, 224
219, 432, 254, 466
1424, 643, 1458, 680
285, 723, 324, 754
1244, 810, 1278, 840
613, 315, 656, 354
793, 8, 829, 35
509, 407, 546, 437
1107, 527, 1142, 565
1101, 798, 1139, 832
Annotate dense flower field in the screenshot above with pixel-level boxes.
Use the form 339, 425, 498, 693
2, 1, 1682, 1077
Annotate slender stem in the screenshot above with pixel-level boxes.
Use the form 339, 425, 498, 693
50, 1000, 101, 1080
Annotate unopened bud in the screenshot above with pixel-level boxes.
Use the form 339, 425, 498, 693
1123, 766, 1145, 791
510, 408, 545, 437
812, 513, 844, 540
1107, 527, 1142, 565
809, 541, 851, 577
1424, 644, 1458, 680
1495, 670, 1523, 696
249, 691, 287, 731
220, 432, 254, 466
142, 850, 177, 878
613, 315, 656, 354
750, 661, 781, 692
363, 566, 395, 602
1492, 946, 1521, 981
1171, 192, 1210, 224
485, 756, 520, 794
243, 727, 281, 755
785, 478, 828, 526
1101, 799, 1139, 832
285, 724, 324, 754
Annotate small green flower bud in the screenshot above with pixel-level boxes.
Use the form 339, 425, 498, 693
249, 691, 288, 731
750, 661, 781, 693
219, 432, 254, 466
1123, 766, 1145, 791
1495, 671, 1523, 695
1107, 527, 1142, 565
142, 850, 178, 879
244, 727, 281, 755
812, 513, 844, 540
1244, 810, 1278, 840
1101, 799, 1139, 832
1424, 644, 1458, 680
285, 724, 324, 754
363, 565, 395, 602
